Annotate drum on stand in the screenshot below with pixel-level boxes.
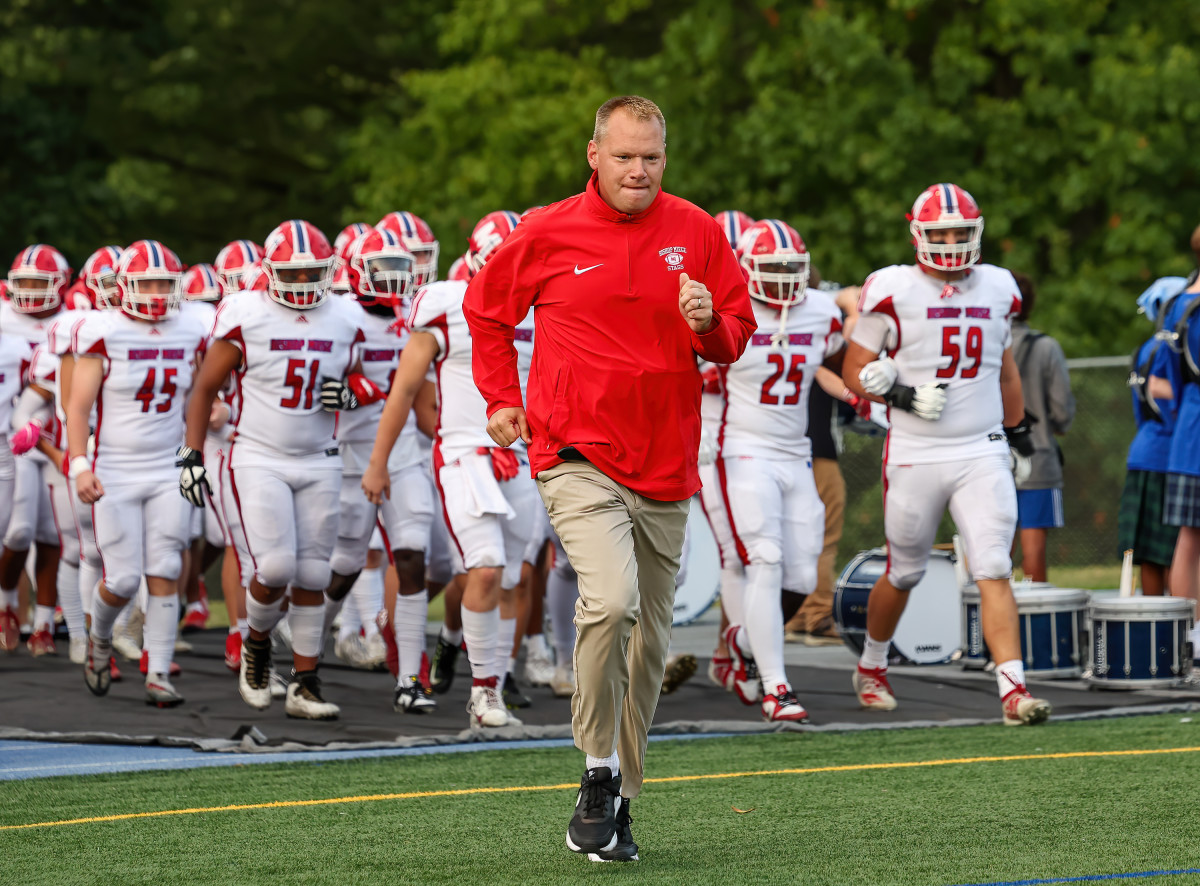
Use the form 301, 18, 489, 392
833, 548, 961, 665
1087, 596, 1195, 689
961, 584, 1087, 678
672, 496, 722, 626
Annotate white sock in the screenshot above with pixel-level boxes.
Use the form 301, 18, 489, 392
995, 659, 1027, 699
719, 566, 747, 626
289, 603, 325, 659
460, 606, 499, 681
860, 634, 891, 671
1, 588, 18, 610
352, 567, 385, 639
79, 562, 100, 622
57, 562, 84, 639
525, 632, 548, 658
743, 563, 787, 693
34, 604, 54, 632
238, 617, 249, 638
547, 567, 578, 664
143, 595, 179, 675
393, 590, 428, 681
245, 593, 287, 635
586, 752, 619, 776
91, 594, 128, 641
440, 625, 463, 646
495, 615, 517, 681
338, 596, 363, 642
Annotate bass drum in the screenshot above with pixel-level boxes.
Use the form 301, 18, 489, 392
672, 496, 721, 626
834, 548, 962, 665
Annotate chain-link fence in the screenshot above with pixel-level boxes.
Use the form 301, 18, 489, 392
835, 357, 1135, 576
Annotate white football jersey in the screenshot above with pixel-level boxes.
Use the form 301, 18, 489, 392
718, 291, 843, 460
42, 309, 97, 431
1, 302, 57, 385
856, 263, 1021, 464
0, 333, 29, 435
212, 291, 365, 460
75, 309, 209, 478
408, 281, 493, 466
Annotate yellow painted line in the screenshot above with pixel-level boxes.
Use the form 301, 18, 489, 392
3, 745, 1198, 832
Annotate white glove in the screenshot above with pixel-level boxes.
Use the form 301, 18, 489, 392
697, 427, 717, 467
1011, 449, 1033, 485
909, 382, 948, 421
858, 357, 899, 396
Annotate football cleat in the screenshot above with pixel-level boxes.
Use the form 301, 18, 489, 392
1002, 687, 1052, 727
139, 649, 181, 677
238, 635, 273, 710
707, 653, 734, 691
428, 632, 461, 694
566, 767, 621, 855
762, 684, 810, 723
551, 663, 576, 698
503, 672, 531, 709
393, 676, 437, 714
84, 635, 113, 697
68, 635, 88, 664
0, 606, 19, 653
660, 653, 698, 695
145, 673, 185, 708
109, 656, 123, 682
225, 631, 243, 672
364, 631, 388, 670
111, 611, 143, 662
852, 664, 898, 711
285, 671, 340, 720
466, 679, 510, 729
588, 797, 638, 863
27, 626, 56, 657
180, 599, 209, 633
524, 647, 556, 687
723, 625, 762, 705
334, 631, 376, 670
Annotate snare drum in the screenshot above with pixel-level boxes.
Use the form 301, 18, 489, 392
961, 585, 1088, 678
1087, 596, 1195, 689
834, 548, 961, 665
672, 497, 721, 626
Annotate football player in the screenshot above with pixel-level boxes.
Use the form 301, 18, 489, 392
181, 220, 366, 719
69, 239, 209, 706
710, 220, 844, 722
363, 210, 538, 731
842, 183, 1050, 726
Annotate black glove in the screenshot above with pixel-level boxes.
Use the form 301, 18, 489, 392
177, 445, 211, 508
320, 377, 358, 412
883, 382, 947, 421
1004, 417, 1035, 457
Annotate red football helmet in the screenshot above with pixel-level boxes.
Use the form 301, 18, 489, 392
183, 263, 223, 302
908, 183, 984, 271
713, 211, 756, 258
79, 245, 124, 310
261, 219, 334, 310
8, 244, 71, 314
214, 239, 265, 293
447, 253, 471, 282
466, 211, 521, 276
739, 220, 810, 307
346, 228, 415, 315
241, 260, 268, 292
334, 222, 373, 259
117, 240, 184, 321
63, 281, 94, 311
377, 211, 439, 286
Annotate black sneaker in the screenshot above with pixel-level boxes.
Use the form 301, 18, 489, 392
428, 633, 460, 695
565, 767, 621, 854
502, 672, 531, 709
394, 676, 438, 714
588, 797, 638, 862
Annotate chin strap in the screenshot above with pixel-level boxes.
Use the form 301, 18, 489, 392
770, 301, 792, 350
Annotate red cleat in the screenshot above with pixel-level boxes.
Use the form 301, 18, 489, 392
225, 631, 243, 672
27, 627, 57, 657
0, 607, 19, 653
139, 649, 181, 677
110, 656, 123, 682
180, 596, 210, 634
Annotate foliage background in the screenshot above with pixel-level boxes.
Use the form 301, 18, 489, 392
4, 0, 1200, 357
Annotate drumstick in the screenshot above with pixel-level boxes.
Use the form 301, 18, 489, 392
1119, 549, 1135, 597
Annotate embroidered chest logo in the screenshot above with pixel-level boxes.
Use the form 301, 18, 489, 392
659, 246, 687, 271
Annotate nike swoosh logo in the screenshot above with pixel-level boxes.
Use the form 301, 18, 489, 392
574, 263, 603, 275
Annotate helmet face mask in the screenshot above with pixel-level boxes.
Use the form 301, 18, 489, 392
909, 184, 984, 271
116, 240, 183, 322
8, 244, 71, 314
737, 220, 810, 308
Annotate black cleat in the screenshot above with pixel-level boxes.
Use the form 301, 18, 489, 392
428, 633, 461, 695
566, 767, 621, 855
588, 797, 638, 862
502, 672, 531, 709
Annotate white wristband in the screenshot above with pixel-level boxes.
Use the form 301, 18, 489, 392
68, 456, 91, 480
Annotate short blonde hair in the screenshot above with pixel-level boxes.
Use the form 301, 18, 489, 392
593, 95, 666, 144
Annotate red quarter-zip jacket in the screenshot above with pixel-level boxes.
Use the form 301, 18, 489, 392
464, 173, 755, 501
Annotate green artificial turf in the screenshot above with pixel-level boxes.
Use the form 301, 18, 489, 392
4, 713, 1200, 886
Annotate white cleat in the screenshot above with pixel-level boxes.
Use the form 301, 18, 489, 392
524, 649, 556, 687
68, 635, 88, 665
550, 663, 576, 698
285, 672, 340, 720
467, 683, 510, 729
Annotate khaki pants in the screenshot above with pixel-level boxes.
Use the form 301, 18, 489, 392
793, 457, 845, 631
536, 461, 689, 798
